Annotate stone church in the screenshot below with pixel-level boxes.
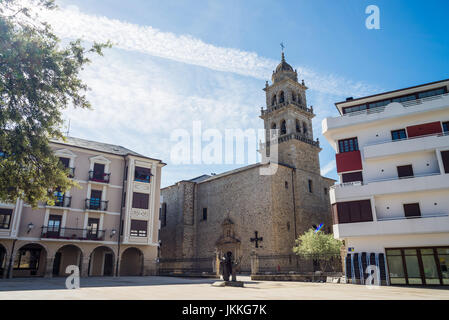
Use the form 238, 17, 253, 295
159, 53, 335, 273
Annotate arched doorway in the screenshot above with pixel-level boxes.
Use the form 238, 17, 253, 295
89, 246, 115, 277
13, 243, 47, 277
53, 244, 82, 277
120, 247, 143, 276
0, 244, 6, 277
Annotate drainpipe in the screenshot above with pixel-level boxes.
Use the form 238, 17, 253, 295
291, 168, 299, 269
116, 156, 127, 277
7, 239, 17, 279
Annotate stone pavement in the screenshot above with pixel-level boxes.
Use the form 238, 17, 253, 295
0, 276, 448, 300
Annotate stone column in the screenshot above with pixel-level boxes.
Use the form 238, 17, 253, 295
80, 256, 90, 277
250, 251, 259, 275
44, 257, 54, 278
214, 252, 220, 277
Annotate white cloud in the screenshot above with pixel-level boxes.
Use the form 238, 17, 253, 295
320, 160, 336, 176
34, 3, 377, 98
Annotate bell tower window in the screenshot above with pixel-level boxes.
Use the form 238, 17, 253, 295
303, 122, 308, 134
296, 119, 301, 133
292, 92, 296, 102
279, 91, 285, 103
271, 95, 277, 106
281, 120, 287, 135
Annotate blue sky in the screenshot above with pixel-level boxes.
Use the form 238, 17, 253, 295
34, 0, 449, 187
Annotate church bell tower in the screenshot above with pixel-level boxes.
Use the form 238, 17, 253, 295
260, 51, 321, 174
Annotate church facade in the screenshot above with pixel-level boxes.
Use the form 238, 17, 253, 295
159, 53, 335, 273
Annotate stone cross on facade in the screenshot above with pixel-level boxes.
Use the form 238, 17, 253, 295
250, 231, 263, 248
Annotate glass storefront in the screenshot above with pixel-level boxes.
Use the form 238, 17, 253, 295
386, 247, 449, 286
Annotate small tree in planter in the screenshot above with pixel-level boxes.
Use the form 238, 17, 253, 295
293, 228, 343, 273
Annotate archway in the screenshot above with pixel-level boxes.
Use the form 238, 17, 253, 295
271, 95, 277, 106
281, 120, 287, 135
120, 247, 143, 276
0, 244, 6, 277
89, 246, 115, 277
53, 244, 82, 277
13, 243, 47, 277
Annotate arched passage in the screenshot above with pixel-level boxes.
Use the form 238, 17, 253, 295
120, 247, 143, 276
0, 244, 6, 277
53, 244, 83, 277
89, 246, 115, 277
13, 243, 47, 277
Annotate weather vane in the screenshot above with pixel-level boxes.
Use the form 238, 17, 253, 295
280, 42, 285, 52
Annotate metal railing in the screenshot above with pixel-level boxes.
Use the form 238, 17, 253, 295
261, 101, 314, 115
363, 131, 449, 148
256, 254, 342, 275
331, 172, 441, 189
85, 198, 108, 211
262, 132, 320, 148
341, 92, 449, 117
41, 226, 106, 241
88, 170, 111, 183
377, 213, 449, 222
51, 195, 72, 208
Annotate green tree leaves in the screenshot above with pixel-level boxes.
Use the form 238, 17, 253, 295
0, 0, 111, 207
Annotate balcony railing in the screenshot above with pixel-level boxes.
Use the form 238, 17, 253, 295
85, 198, 108, 211
261, 101, 314, 116
41, 226, 106, 241
88, 170, 111, 183
377, 213, 449, 222
50, 194, 72, 208
341, 92, 449, 117
363, 131, 449, 148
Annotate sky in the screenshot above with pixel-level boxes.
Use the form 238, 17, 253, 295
27, 0, 449, 187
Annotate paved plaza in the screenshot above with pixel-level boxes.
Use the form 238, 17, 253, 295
0, 276, 448, 300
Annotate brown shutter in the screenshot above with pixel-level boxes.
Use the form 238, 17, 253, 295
442, 151, 449, 174
360, 200, 373, 222
397, 165, 414, 178
332, 203, 339, 224
132, 192, 149, 209
338, 202, 350, 223
342, 171, 363, 183
404, 203, 421, 217
349, 201, 361, 223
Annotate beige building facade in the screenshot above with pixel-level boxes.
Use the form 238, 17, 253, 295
159, 53, 335, 273
0, 137, 164, 278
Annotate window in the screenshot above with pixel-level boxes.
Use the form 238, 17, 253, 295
295, 120, 301, 133
303, 122, 307, 134
48, 215, 62, 232
324, 188, 328, 195
338, 137, 359, 153
14, 248, 41, 270
202, 208, 207, 221
308, 179, 313, 193
443, 122, 449, 133
403, 203, 421, 218
59, 157, 70, 168
392, 95, 415, 103
391, 129, 407, 141
0, 208, 12, 229
280, 120, 287, 135
368, 99, 391, 109
132, 192, 149, 209
89, 190, 102, 210
93, 163, 105, 179
342, 171, 363, 183
130, 220, 148, 237
397, 165, 414, 178
134, 166, 151, 183
285, 181, 289, 189
418, 87, 445, 99
161, 203, 167, 227
442, 151, 449, 174
87, 218, 100, 238
279, 91, 285, 103
332, 200, 373, 224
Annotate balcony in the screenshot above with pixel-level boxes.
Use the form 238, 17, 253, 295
88, 170, 111, 183
50, 194, 72, 208
364, 132, 449, 160
261, 101, 314, 117
85, 198, 108, 211
41, 226, 106, 241
322, 92, 449, 134
336, 150, 362, 173
330, 172, 447, 201
333, 213, 449, 239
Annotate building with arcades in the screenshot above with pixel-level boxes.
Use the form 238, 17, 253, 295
0, 136, 164, 278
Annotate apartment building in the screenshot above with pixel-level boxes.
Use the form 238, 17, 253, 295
0, 136, 164, 278
322, 79, 449, 286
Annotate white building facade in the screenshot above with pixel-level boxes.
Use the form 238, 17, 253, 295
322, 79, 449, 286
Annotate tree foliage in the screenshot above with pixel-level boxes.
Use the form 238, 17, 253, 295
293, 228, 343, 257
0, 0, 111, 207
